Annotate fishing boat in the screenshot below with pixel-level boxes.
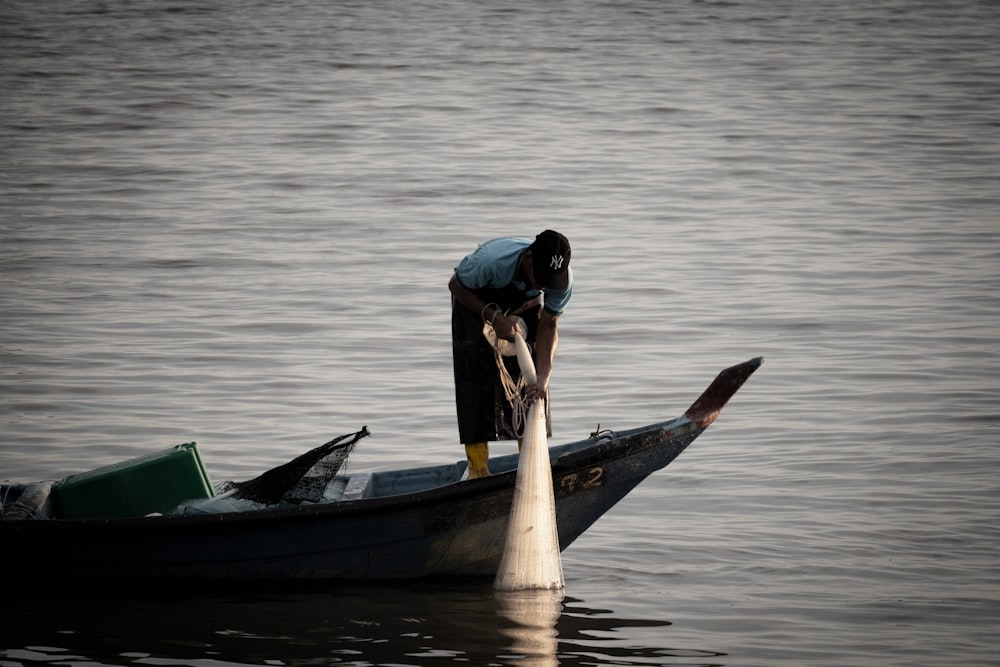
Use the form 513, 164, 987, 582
0, 357, 760, 585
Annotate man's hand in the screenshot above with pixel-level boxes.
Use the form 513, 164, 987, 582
493, 313, 525, 342
524, 372, 550, 402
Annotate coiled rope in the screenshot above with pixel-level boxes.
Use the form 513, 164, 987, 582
482, 306, 529, 438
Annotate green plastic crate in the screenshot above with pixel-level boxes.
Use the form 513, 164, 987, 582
52, 442, 214, 519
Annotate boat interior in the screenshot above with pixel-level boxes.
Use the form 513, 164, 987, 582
0, 426, 631, 521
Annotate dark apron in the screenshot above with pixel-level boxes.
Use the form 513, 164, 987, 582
452, 283, 551, 444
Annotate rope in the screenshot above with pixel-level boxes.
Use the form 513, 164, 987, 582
485, 311, 529, 438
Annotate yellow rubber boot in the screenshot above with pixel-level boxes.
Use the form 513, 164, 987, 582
465, 442, 491, 479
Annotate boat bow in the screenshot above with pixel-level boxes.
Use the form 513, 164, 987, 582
684, 356, 763, 427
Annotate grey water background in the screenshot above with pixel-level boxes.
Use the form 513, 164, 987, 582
2, 0, 998, 664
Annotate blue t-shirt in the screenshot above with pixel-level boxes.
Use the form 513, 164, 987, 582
454, 237, 573, 316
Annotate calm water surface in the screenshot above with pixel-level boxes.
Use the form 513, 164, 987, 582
2, 0, 998, 665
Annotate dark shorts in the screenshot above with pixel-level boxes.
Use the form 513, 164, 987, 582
451, 286, 551, 444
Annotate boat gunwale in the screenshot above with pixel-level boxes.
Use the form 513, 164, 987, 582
1, 418, 692, 533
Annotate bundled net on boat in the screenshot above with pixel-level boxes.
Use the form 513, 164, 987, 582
225, 426, 370, 505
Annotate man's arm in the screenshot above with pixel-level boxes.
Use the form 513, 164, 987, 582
528, 310, 559, 402
449, 273, 523, 341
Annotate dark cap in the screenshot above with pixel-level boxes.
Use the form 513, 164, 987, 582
530, 230, 571, 290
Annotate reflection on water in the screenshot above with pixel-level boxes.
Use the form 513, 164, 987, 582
496, 589, 564, 666
4, 583, 711, 667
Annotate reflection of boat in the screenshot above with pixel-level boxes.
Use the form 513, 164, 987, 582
0, 358, 761, 584
4, 583, 715, 666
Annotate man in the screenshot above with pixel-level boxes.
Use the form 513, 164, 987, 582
449, 230, 573, 478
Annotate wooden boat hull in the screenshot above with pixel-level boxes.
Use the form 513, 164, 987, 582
1, 358, 761, 584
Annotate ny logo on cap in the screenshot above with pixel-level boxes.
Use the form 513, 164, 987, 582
550, 254, 565, 271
